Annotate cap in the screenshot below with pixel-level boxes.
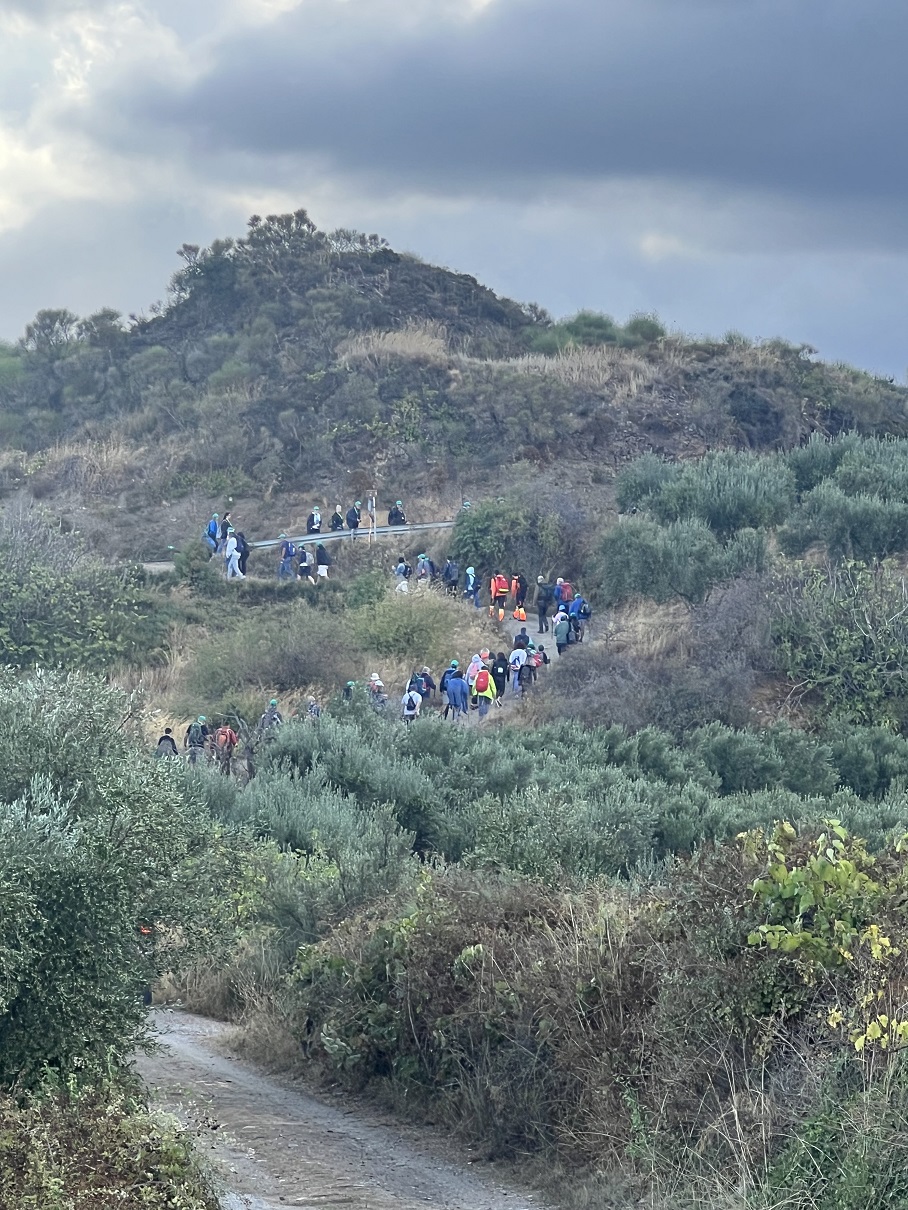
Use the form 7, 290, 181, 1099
421, 666, 430, 674
198, 715, 206, 723
396, 500, 402, 506
279, 533, 287, 539
212, 512, 219, 518
270, 699, 278, 706
355, 500, 362, 507
451, 659, 459, 667
346, 680, 356, 686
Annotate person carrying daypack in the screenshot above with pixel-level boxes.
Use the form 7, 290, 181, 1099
534, 577, 554, 633
234, 531, 251, 576
473, 663, 497, 718
491, 651, 509, 702
204, 513, 219, 555
315, 543, 331, 580
401, 687, 422, 723
258, 700, 283, 736
278, 535, 296, 580
346, 501, 362, 538
511, 573, 528, 612
388, 501, 407, 526
213, 724, 238, 774
330, 504, 345, 531
442, 559, 459, 596
439, 660, 459, 709
463, 567, 480, 608
184, 716, 209, 764
489, 572, 509, 621
306, 508, 322, 534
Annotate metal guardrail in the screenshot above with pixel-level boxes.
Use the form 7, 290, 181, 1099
250, 520, 456, 551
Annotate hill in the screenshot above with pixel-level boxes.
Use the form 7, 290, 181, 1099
1, 208, 906, 558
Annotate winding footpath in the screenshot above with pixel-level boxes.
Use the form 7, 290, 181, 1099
137, 1011, 548, 1210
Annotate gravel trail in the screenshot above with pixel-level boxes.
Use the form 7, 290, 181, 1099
137, 1010, 548, 1210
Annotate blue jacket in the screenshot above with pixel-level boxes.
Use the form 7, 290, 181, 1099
446, 676, 469, 713
569, 596, 584, 617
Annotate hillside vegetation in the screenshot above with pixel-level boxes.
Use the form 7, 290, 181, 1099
8, 213, 908, 1208
0, 209, 906, 558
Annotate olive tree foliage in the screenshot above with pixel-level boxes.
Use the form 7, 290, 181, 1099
0, 670, 215, 1088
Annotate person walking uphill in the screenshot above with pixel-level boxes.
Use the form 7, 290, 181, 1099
534, 576, 554, 633
315, 543, 331, 579
306, 507, 322, 535
388, 500, 407, 526
346, 501, 362, 538
278, 534, 296, 580
489, 572, 509, 622
463, 566, 481, 608
204, 513, 219, 555
225, 528, 245, 579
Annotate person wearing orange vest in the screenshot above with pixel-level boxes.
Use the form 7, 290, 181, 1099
489, 572, 509, 621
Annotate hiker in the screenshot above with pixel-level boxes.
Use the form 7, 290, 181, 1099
258, 699, 283, 735
537, 643, 551, 669
569, 593, 589, 640
278, 534, 296, 580
514, 627, 531, 650
509, 646, 527, 694
445, 669, 469, 720
466, 653, 484, 694
368, 674, 388, 711
554, 577, 574, 609
534, 576, 554, 633
218, 512, 232, 554
473, 660, 497, 718
518, 651, 535, 693
330, 504, 345, 532
225, 528, 245, 579
489, 571, 510, 622
343, 680, 357, 703
554, 612, 571, 655
490, 651, 509, 703
154, 727, 178, 758
204, 513, 219, 555
184, 716, 209, 764
213, 723, 238, 775
298, 547, 316, 584
346, 501, 362, 538
511, 573, 528, 613
306, 696, 322, 720
407, 666, 436, 700
394, 555, 412, 582
463, 566, 481, 608
315, 543, 331, 580
416, 553, 434, 583
442, 558, 459, 596
388, 500, 407, 526
439, 660, 459, 712
234, 530, 251, 576
306, 507, 322, 534
401, 685, 422, 724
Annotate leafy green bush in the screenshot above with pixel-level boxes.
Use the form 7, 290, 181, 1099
0, 671, 217, 1087
597, 517, 764, 605
779, 482, 908, 560
0, 1079, 218, 1209
649, 450, 795, 537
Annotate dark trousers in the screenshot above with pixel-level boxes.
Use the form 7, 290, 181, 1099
537, 606, 549, 633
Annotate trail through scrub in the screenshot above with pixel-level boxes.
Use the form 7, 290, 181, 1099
137, 1010, 548, 1210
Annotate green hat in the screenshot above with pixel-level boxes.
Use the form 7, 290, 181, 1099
270, 699, 278, 706
354, 500, 361, 507
396, 500, 402, 506
197, 715, 206, 723
451, 659, 459, 667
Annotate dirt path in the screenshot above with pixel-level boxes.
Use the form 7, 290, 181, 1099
137, 1010, 548, 1210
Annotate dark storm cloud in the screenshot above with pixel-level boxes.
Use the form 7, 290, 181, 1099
117, 0, 908, 205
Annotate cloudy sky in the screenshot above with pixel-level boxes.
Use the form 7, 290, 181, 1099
1, 0, 906, 375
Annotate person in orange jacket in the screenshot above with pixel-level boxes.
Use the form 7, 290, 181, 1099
489, 571, 509, 621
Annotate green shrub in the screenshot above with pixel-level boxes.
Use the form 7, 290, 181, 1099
650, 450, 795, 537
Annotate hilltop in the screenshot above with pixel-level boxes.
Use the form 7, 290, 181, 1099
0, 208, 906, 558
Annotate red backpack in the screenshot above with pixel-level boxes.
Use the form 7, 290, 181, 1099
475, 668, 490, 693
560, 580, 574, 601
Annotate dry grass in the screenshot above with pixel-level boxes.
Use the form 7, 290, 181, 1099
337, 321, 449, 369
503, 346, 658, 400
606, 598, 692, 660
33, 438, 143, 497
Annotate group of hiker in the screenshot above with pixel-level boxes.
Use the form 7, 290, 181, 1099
154, 696, 323, 773
203, 511, 251, 579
